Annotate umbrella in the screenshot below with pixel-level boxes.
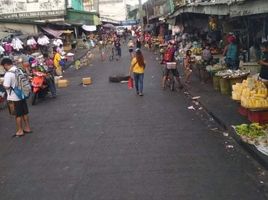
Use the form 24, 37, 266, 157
103, 23, 116, 29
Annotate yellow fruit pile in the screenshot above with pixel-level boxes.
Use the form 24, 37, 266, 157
232, 78, 268, 109
191, 48, 202, 55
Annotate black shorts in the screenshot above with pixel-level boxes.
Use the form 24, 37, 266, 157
8, 100, 29, 117
164, 68, 180, 77
129, 49, 133, 53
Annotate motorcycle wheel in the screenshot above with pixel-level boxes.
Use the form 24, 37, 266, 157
32, 93, 37, 105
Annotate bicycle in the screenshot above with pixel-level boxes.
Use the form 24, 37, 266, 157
162, 62, 180, 91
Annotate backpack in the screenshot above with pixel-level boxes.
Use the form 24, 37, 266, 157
9, 68, 31, 100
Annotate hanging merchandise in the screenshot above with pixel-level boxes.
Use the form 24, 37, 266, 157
4, 42, 13, 54
53, 38, 63, 47
208, 16, 218, 32
37, 35, 50, 46
0, 45, 5, 55
27, 37, 37, 50
11, 37, 24, 51
26, 37, 37, 46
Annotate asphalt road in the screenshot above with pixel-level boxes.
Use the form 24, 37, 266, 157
0, 44, 267, 200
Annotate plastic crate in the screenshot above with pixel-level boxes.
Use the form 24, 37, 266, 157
248, 110, 268, 124
238, 106, 248, 116
166, 62, 177, 69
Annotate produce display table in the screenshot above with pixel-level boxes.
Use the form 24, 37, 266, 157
240, 62, 261, 75
213, 75, 221, 91
248, 110, 268, 124
214, 69, 249, 95
214, 74, 249, 95
223, 74, 249, 95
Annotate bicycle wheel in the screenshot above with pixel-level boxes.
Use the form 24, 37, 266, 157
170, 78, 175, 91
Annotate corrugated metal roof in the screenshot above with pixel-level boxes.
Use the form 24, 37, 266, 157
169, 0, 267, 18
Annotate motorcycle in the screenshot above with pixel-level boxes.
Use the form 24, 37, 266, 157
0, 82, 7, 109
30, 65, 50, 105
0, 69, 7, 109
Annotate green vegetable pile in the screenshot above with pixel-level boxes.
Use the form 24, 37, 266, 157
235, 123, 267, 138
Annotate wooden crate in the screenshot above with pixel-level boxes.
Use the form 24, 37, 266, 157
58, 79, 69, 88
82, 77, 92, 85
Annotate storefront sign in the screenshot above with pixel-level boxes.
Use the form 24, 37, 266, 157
121, 20, 138, 26
0, 10, 66, 19
0, 0, 66, 18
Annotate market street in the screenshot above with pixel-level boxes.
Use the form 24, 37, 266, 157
0, 45, 267, 200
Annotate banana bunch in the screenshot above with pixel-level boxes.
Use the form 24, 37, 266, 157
241, 97, 268, 109
232, 78, 268, 108
191, 48, 202, 55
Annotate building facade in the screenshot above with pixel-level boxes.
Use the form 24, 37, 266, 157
99, 0, 127, 21
0, 0, 100, 35
0, 0, 66, 21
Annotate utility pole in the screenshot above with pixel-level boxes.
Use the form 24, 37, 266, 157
94, 0, 99, 13
138, 0, 143, 28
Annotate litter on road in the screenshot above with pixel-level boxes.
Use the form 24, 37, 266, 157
192, 96, 201, 100
188, 106, 195, 110
226, 145, 234, 149
223, 132, 229, 137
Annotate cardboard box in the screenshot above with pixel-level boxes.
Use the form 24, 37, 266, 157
54, 76, 61, 85
82, 77, 92, 85
58, 79, 69, 88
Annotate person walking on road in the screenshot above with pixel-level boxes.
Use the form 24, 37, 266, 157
128, 38, 134, 58
2, 58, 32, 137
114, 38, 121, 61
184, 50, 194, 84
99, 40, 106, 61
136, 38, 142, 49
129, 49, 146, 96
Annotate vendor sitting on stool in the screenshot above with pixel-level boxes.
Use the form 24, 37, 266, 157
258, 41, 268, 85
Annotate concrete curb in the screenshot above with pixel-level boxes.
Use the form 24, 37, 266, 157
65, 49, 89, 69
184, 87, 268, 170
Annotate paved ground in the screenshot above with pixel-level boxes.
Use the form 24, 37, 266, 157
0, 43, 267, 200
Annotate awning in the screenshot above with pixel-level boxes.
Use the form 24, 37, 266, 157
103, 23, 116, 29
230, 0, 268, 17
0, 31, 13, 40
168, 0, 264, 18
41, 27, 64, 38
67, 9, 100, 25
82, 25, 97, 32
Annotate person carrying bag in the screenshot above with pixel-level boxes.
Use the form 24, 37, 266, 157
129, 49, 146, 96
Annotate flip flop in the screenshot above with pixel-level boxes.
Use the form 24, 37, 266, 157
12, 134, 25, 138
23, 130, 33, 134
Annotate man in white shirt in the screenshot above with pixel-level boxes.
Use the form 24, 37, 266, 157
2, 58, 32, 137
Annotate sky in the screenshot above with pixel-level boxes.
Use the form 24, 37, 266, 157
126, 0, 148, 6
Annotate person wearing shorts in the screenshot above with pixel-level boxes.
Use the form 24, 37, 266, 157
162, 42, 183, 89
2, 58, 32, 137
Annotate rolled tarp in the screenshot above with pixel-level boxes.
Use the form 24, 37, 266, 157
82, 25, 97, 32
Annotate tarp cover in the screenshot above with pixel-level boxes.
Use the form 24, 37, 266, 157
41, 27, 64, 38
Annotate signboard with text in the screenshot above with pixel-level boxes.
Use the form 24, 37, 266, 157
0, 0, 66, 19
